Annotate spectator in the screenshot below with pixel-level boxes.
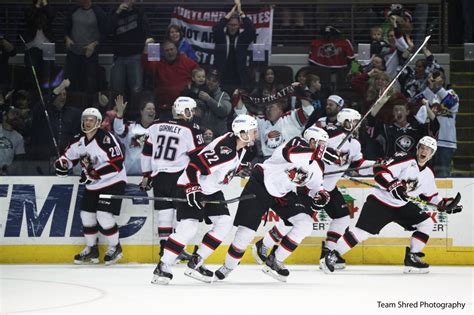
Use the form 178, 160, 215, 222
193, 68, 232, 136
234, 91, 314, 159
0, 107, 26, 175
370, 26, 392, 57
310, 94, 344, 129
12, 90, 33, 143
165, 25, 198, 62
0, 36, 16, 88
180, 67, 207, 100
23, 0, 55, 88
64, 0, 107, 93
113, 94, 155, 175
203, 128, 214, 145
142, 40, 198, 119
366, 97, 439, 159
30, 79, 81, 163
308, 25, 354, 91
213, 3, 256, 92
108, 0, 151, 96
250, 67, 283, 114
415, 71, 459, 177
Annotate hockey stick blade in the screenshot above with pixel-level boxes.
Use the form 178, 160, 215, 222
99, 193, 256, 205
438, 192, 462, 213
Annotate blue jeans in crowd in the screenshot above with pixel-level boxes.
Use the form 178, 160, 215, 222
110, 54, 143, 95
433, 146, 455, 178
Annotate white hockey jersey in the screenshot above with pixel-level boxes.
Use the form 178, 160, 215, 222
259, 136, 325, 198
372, 151, 442, 207
323, 126, 374, 191
61, 129, 127, 190
235, 105, 313, 157
177, 132, 247, 195
113, 118, 148, 175
142, 119, 204, 176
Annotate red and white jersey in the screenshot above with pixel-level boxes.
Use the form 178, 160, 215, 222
61, 129, 127, 190
323, 126, 374, 191
372, 152, 442, 207
142, 119, 204, 176
113, 118, 149, 175
178, 132, 247, 195
308, 38, 354, 68
259, 136, 325, 198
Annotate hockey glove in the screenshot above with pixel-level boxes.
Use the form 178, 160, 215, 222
185, 183, 204, 210
312, 190, 330, 210
236, 162, 252, 178
79, 170, 95, 185
438, 196, 463, 214
55, 158, 69, 177
388, 180, 408, 202
322, 147, 340, 165
139, 173, 153, 191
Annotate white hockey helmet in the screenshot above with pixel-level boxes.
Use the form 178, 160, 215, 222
337, 108, 361, 131
81, 107, 102, 133
303, 126, 329, 159
232, 114, 258, 143
172, 96, 197, 120
417, 136, 437, 159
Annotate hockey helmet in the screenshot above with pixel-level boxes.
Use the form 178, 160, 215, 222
303, 126, 329, 159
232, 114, 258, 143
173, 96, 197, 120
417, 136, 437, 159
337, 108, 361, 131
81, 107, 102, 133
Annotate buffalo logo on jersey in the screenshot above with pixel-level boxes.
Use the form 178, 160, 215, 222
265, 130, 283, 149
402, 178, 419, 192
220, 169, 236, 185
395, 135, 415, 153
285, 167, 312, 185
220, 146, 233, 155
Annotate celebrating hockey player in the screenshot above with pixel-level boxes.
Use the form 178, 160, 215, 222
151, 114, 258, 285
55, 108, 127, 265
140, 96, 204, 261
215, 126, 331, 282
320, 136, 462, 274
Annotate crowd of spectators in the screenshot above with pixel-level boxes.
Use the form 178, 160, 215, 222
0, 1, 461, 177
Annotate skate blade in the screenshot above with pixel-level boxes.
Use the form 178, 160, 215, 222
335, 263, 346, 270
74, 258, 99, 265
151, 275, 171, 285
262, 266, 287, 282
104, 253, 123, 266
251, 245, 264, 265
319, 258, 334, 274
403, 266, 429, 274
184, 268, 214, 283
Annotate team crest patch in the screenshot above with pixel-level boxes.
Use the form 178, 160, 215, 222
220, 146, 233, 155
220, 170, 235, 185
285, 167, 312, 185
103, 135, 111, 144
403, 178, 419, 192
395, 135, 414, 152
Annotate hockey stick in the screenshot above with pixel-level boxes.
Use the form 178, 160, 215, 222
18, 35, 60, 158
342, 175, 444, 210
99, 193, 256, 205
336, 33, 432, 150
324, 164, 376, 176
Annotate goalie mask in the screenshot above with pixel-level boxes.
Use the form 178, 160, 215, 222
232, 114, 258, 144
303, 126, 329, 160
172, 96, 197, 120
337, 108, 361, 133
81, 107, 102, 133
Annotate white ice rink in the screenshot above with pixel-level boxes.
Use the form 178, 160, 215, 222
1, 264, 472, 315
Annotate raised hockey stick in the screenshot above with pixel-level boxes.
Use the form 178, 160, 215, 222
99, 193, 256, 205
337, 33, 432, 150
342, 176, 462, 212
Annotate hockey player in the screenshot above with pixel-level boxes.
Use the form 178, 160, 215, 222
140, 96, 204, 261
55, 108, 127, 265
113, 95, 156, 175
320, 136, 462, 274
151, 114, 258, 285
253, 108, 375, 270
214, 126, 331, 282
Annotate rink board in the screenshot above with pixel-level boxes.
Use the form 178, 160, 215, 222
0, 176, 473, 265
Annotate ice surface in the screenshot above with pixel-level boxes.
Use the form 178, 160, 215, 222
1, 264, 472, 315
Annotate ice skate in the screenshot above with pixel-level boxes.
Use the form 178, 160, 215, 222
252, 239, 269, 265
214, 265, 233, 281
403, 247, 429, 274
320, 249, 338, 274
184, 253, 214, 283
74, 245, 99, 264
151, 261, 173, 285
262, 247, 289, 282
104, 243, 123, 265
319, 241, 346, 270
